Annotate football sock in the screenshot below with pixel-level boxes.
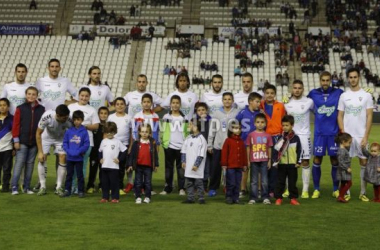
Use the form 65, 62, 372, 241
38, 162, 47, 189
331, 165, 339, 191
312, 164, 321, 190
360, 166, 367, 195
56, 164, 67, 189
302, 166, 310, 192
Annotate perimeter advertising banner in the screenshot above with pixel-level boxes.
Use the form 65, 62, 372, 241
0, 24, 43, 35
69, 24, 165, 36
218, 27, 280, 37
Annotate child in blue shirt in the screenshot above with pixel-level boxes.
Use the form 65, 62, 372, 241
61, 110, 90, 198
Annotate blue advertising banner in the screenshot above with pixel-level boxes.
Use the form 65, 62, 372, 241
0, 24, 44, 35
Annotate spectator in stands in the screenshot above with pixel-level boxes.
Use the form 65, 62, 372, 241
177, 65, 182, 74
258, 79, 264, 90
181, 66, 188, 75
109, 10, 117, 24
163, 65, 170, 75
141, 0, 148, 6
282, 71, 289, 86
205, 76, 211, 85
130, 5, 136, 17
303, 9, 310, 24
218, 34, 225, 43
234, 66, 242, 76
148, 25, 155, 37
192, 75, 199, 85
157, 16, 165, 26
98, 0, 103, 9
275, 72, 282, 86
169, 66, 177, 76
135, 5, 140, 17
311, 0, 318, 17
210, 62, 218, 72
116, 15, 126, 25
30, 0, 37, 10
205, 62, 211, 71
199, 76, 205, 85
200, 61, 205, 70
91, 0, 99, 11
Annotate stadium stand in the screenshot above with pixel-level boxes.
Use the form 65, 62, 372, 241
72, 0, 183, 26
0, 35, 131, 98
0, 0, 58, 24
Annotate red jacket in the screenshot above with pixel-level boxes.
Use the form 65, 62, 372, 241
221, 135, 248, 169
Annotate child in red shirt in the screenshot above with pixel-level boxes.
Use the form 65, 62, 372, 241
128, 124, 159, 204
221, 122, 248, 204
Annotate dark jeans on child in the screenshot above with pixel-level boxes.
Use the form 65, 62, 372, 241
226, 168, 242, 202
134, 165, 153, 199
0, 150, 13, 190
185, 178, 204, 201
164, 148, 184, 193
87, 154, 102, 189
65, 161, 84, 194
209, 149, 222, 190
275, 164, 298, 199
102, 168, 119, 200
118, 152, 128, 190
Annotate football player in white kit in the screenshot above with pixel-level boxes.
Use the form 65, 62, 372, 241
234, 72, 264, 110
162, 73, 199, 120
124, 74, 163, 118
284, 80, 314, 198
338, 68, 373, 202
35, 59, 78, 110
84, 66, 114, 111
35, 104, 72, 196
1, 63, 31, 115
200, 74, 225, 115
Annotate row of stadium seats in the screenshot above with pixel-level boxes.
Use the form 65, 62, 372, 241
0, 36, 130, 98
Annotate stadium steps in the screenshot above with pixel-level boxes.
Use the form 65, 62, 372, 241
53, 0, 76, 35
122, 40, 141, 93
182, 0, 201, 24
312, 0, 328, 27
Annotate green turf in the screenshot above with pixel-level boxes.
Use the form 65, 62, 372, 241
1, 125, 380, 250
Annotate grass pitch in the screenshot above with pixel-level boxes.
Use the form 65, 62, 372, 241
1, 125, 380, 250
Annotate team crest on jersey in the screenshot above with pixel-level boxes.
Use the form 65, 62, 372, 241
190, 142, 193, 147
58, 83, 61, 88
359, 97, 363, 102
98, 91, 101, 96
111, 145, 115, 150
188, 98, 192, 103
301, 105, 305, 109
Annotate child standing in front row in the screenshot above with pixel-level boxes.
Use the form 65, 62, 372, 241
61, 110, 90, 198
362, 142, 380, 202
335, 133, 353, 203
128, 124, 159, 204
99, 122, 127, 203
221, 122, 248, 205
246, 113, 273, 205
0, 98, 13, 193
87, 106, 109, 193
274, 115, 302, 206
181, 118, 208, 204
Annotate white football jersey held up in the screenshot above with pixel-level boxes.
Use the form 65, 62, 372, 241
68, 103, 100, 146
99, 138, 127, 170
84, 84, 114, 110
234, 89, 264, 110
0, 82, 31, 115
36, 76, 77, 110
162, 90, 199, 120
38, 110, 72, 140
107, 113, 133, 146
124, 90, 163, 118
285, 97, 314, 135
338, 88, 373, 138
181, 134, 207, 179
200, 90, 225, 115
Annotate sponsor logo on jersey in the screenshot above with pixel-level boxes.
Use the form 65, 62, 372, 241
70, 135, 81, 144
317, 105, 335, 117
42, 90, 61, 101
345, 105, 362, 116
90, 99, 102, 109
8, 95, 25, 107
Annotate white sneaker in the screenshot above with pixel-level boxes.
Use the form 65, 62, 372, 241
11, 190, 19, 195
159, 191, 168, 195
179, 189, 186, 196
248, 199, 256, 205
143, 197, 151, 204
25, 189, 34, 195
151, 191, 157, 195
135, 197, 142, 204
263, 199, 271, 205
